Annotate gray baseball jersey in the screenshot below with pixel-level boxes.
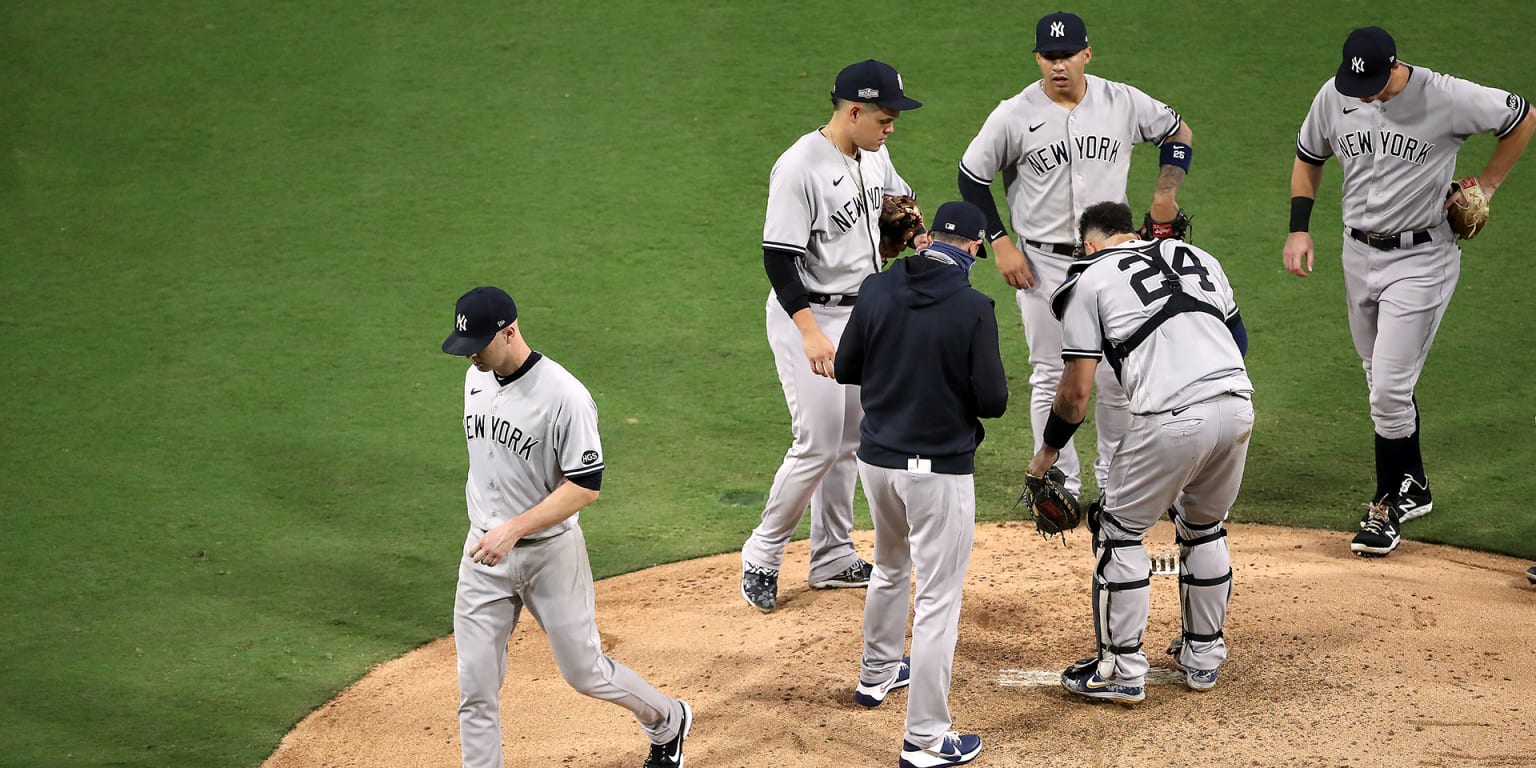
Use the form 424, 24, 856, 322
454, 353, 685, 767
959, 75, 1180, 243
763, 129, 914, 294
1297, 65, 1528, 233
462, 353, 603, 540
1054, 238, 1252, 413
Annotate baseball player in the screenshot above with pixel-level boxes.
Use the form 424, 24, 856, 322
1283, 26, 1534, 557
958, 11, 1193, 502
1029, 201, 1253, 703
835, 202, 1007, 768
441, 287, 691, 768
742, 59, 926, 612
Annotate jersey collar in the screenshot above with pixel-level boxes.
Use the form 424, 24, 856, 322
494, 350, 543, 387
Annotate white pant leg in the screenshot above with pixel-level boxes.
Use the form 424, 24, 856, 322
744, 298, 862, 578
807, 379, 863, 581
1092, 366, 1131, 492
1014, 245, 1082, 495
455, 531, 522, 768
523, 529, 681, 744
1341, 237, 1460, 438
858, 461, 975, 748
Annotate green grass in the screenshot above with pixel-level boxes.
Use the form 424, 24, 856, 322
2, 1, 1533, 766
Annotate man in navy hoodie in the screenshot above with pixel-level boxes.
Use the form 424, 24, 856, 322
835, 201, 1008, 768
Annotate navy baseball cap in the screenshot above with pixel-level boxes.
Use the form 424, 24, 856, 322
1335, 27, 1396, 98
442, 286, 517, 355
831, 59, 923, 111
931, 201, 990, 258
1034, 11, 1089, 53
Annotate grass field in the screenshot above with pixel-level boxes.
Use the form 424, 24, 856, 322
2, 2, 1533, 766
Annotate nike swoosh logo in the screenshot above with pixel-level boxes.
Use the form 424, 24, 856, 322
1029, 122, 1046, 132
1171, 406, 1190, 416
1343, 107, 1359, 114
1085, 677, 1115, 689
470, 388, 482, 395
832, 176, 845, 186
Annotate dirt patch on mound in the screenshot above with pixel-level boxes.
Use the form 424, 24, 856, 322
262, 522, 1536, 768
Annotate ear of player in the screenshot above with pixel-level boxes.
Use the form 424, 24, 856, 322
1016, 466, 1083, 543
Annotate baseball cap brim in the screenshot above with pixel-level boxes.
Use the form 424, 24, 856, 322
1033, 43, 1087, 53
1334, 68, 1390, 98
878, 94, 923, 111
442, 332, 495, 356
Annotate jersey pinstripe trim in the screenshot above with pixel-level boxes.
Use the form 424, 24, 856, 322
1062, 347, 1102, 359
763, 240, 808, 256
958, 161, 992, 186
1296, 138, 1329, 165
1497, 94, 1530, 138
1152, 111, 1183, 145
564, 463, 605, 478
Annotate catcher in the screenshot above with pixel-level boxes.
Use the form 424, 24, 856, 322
1031, 202, 1253, 704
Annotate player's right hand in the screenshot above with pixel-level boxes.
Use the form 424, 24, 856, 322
803, 329, 837, 379
993, 237, 1036, 290
1282, 232, 1315, 278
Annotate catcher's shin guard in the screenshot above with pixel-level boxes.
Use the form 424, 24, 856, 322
1174, 516, 1232, 668
1091, 530, 1151, 681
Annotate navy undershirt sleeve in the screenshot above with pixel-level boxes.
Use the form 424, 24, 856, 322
765, 246, 810, 315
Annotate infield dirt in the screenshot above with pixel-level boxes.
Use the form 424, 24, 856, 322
263, 521, 1536, 768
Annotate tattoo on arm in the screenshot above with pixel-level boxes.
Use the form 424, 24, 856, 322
1156, 165, 1187, 196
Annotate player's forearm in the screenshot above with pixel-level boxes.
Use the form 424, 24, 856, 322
1290, 158, 1323, 199
1051, 359, 1096, 421
790, 308, 824, 339
1152, 121, 1193, 208
1480, 108, 1536, 194
503, 481, 598, 539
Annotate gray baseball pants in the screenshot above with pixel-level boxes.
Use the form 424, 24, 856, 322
454, 526, 684, 768
742, 296, 864, 583
1092, 394, 1253, 685
858, 460, 975, 747
1339, 226, 1459, 439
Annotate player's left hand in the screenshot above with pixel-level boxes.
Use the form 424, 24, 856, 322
1148, 198, 1180, 224
1282, 232, 1315, 277
1025, 447, 1060, 479
470, 523, 519, 566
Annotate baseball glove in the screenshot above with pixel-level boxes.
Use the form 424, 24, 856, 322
1017, 466, 1082, 542
1446, 177, 1490, 239
1139, 209, 1192, 241
879, 194, 925, 263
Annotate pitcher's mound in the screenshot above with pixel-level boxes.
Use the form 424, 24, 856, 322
263, 521, 1536, 767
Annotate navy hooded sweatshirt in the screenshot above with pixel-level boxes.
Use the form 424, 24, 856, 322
835, 246, 1009, 474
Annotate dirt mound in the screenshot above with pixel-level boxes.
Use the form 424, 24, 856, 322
262, 521, 1536, 767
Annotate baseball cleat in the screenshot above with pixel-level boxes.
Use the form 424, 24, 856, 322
1170, 656, 1219, 691
854, 656, 911, 708
898, 731, 983, 768
642, 700, 691, 768
809, 558, 872, 589
741, 565, 779, 613
1391, 474, 1433, 522
1352, 500, 1402, 557
1059, 658, 1145, 703
1526, 563, 1535, 585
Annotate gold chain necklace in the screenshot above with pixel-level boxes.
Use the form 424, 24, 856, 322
822, 124, 880, 270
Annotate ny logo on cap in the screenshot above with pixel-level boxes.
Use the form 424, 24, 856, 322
1351, 56, 1364, 74
1051, 21, 1065, 37
456, 313, 468, 332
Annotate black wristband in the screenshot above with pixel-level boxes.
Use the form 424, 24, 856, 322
1289, 196, 1315, 233
1041, 408, 1083, 451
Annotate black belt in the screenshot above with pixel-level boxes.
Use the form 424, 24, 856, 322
1024, 239, 1076, 256
1348, 228, 1432, 251
807, 292, 857, 307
